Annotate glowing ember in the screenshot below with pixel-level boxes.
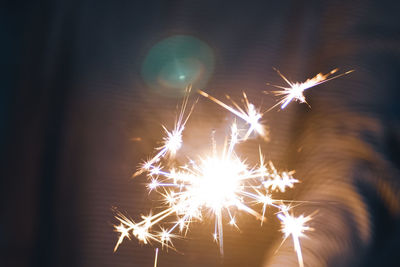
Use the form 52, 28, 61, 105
266, 68, 354, 110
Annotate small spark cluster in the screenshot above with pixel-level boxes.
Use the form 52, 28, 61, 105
114, 69, 352, 267
266, 68, 354, 110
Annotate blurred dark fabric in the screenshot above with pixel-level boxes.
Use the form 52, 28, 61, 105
1, 0, 400, 266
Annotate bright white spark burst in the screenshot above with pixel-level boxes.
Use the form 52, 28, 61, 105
134, 86, 196, 177
113, 67, 353, 266
115, 120, 301, 254
113, 89, 313, 267
198, 90, 268, 141
266, 68, 354, 110
277, 209, 315, 267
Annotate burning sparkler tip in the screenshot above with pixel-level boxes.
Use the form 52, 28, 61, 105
197, 89, 209, 98
112, 68, 352, 266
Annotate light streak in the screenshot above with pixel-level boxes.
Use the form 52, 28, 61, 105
154, 248, 159, 267
277, 209, 314, 267
134, 86, 196, 176
198, 90, 268, 141
266, 68, 354, 110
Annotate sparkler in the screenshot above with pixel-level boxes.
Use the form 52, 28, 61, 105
114, 67, 353, 266
113, 93, 312, 267
266, 68, 354, 110
115, 120, 299, 254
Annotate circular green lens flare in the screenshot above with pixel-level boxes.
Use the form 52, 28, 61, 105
141, 35, 215, 97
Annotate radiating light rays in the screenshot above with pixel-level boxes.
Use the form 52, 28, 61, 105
154, 248, 159, 267
114, 120, 302, 258
277, 210, 314, 267
198, 90, 268, 141
266, 68, 354, 110
111, 66, 354, 266
113, 222, 131, 252
263, 161, 298, 193
134, 86, 197, 177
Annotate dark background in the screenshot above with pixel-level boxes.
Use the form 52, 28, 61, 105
1, 1, 400, 266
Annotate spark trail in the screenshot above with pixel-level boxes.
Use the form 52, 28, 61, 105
266, 68, 354, 110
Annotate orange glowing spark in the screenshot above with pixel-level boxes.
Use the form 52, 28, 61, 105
266, 68, 354, 110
